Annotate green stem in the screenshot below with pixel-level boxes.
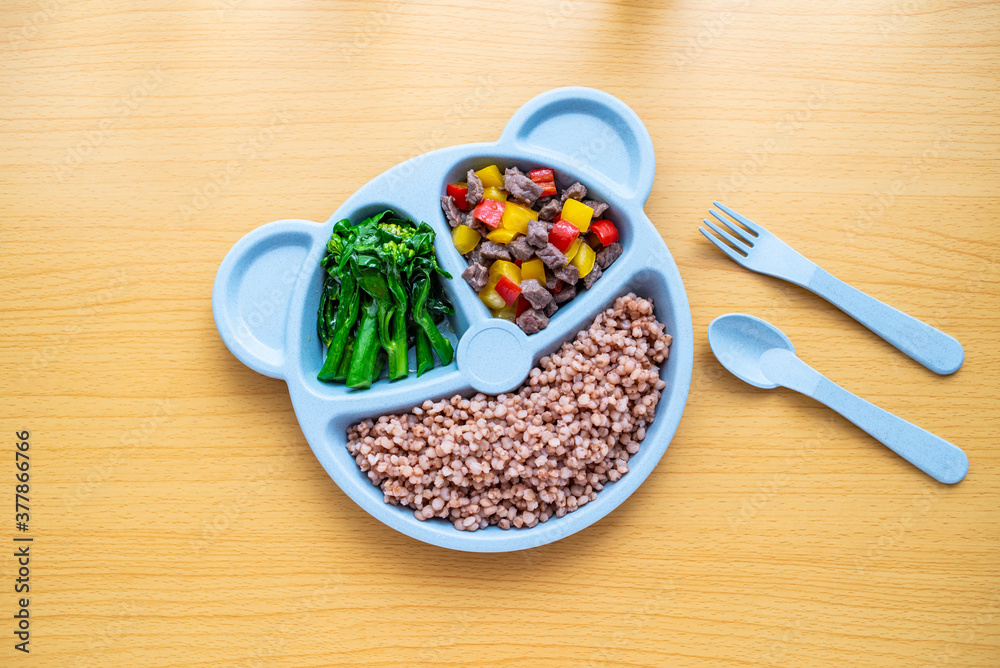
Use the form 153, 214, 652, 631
414, 310, 453, 366
415, 326, 432, 376
332, 338, 353, 382
346, 302, 381, 389
387, 308, 409, 381
318, 274, 358, 382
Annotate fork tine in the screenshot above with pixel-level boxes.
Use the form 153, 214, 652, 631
712, 201, 763, 235
699, 227, 747, 264
703, 218, 751, 251
708, 210, 755, 246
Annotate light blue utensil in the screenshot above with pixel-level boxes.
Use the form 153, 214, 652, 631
707, 313, 968, 484
212, 87, 694, 552
700, 202, 964, 375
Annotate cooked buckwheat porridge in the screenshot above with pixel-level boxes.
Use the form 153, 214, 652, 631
346, 293, 672, 531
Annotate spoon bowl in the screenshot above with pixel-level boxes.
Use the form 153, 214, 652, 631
707, 313, 794, 389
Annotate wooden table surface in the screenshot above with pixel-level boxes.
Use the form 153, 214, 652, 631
3, 0, 998, 665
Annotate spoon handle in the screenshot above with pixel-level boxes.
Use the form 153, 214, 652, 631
760, 349, 968, 484
806, 268, 964, 375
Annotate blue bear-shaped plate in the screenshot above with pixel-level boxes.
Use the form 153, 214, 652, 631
212, 87, 693, 552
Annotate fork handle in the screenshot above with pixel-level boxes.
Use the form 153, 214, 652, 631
805, 268, 964, 375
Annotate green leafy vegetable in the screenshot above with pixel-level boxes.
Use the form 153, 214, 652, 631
316, 210, 454, 389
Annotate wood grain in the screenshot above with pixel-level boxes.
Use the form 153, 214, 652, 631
2, 0, 998, 665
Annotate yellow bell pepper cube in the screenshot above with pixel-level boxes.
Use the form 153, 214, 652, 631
565, 237, 584, 262
475, 165, 505, 189
491, 302, 517, 322
500, 201, 537, 235
571, 240, 596, 278
488, 260, 520, 284
486, 228, 518, 244
479, 284, 506, 310
520, 258, 546, 286
561, 198, 594, 233
451, 224, 481, 255
482, 186, 507, 202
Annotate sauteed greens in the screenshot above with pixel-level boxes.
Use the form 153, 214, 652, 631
316, 210, 453, 389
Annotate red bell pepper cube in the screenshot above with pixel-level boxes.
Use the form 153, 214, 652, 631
551, 280, 563, 294
495, 275, 522, 306
514, 259, 522, 267
590, 219, 619, 246
446, 183, 469, 210
515, 295, 529, 318
529, 168, 557, 198
548, 218, 580, 253
472, 198, 505, 229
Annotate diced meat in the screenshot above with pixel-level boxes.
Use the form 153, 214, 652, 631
553, 283, 577, 304
544, 268, 558, 286
583, 199, 609, 218
515, 308, 549, 335
503, 167, 543, 206
595, 241, 623, 270
526, 218, 549, 249
462, 263, 489, 291
537, 243, 567, 270
463, 212, 489, 236
581, 264, 602, 289
508, 236, 535, 261
520, 279, 552, 310
465, 245, 485, 266
553, 263, 579, 285
441, 195, 463, 228
537, 198, 560, 221
466, 169, 484, 208
479, 241, 511, 261
543, 299, 558, 317
560, 181, 587, 203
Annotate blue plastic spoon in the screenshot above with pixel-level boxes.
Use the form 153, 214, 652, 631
708, 313, 968, 484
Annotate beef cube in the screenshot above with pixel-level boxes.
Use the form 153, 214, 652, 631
537, 243, 567, 270
543, 300, 558, 317
515, 308, 549, 335
478, 241, 511, 261
465, 245, 485, 266
466, 169, 484, 207
520, 279, 552, 310
553, 283, 577, 304
595, 241, 623, 270
461, 263, 489, 291
581, 264, 603, 289
537, 198, 560, 221
560, 181, 587, 203
526, 217, 550, 249
508, 236, 535, 261
440, 195, 463, 228
553, 263, 579, 285
503, 166, 543, 206
583, 199, 609, 218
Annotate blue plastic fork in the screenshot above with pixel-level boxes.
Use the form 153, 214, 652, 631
700, 202, 964, 375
